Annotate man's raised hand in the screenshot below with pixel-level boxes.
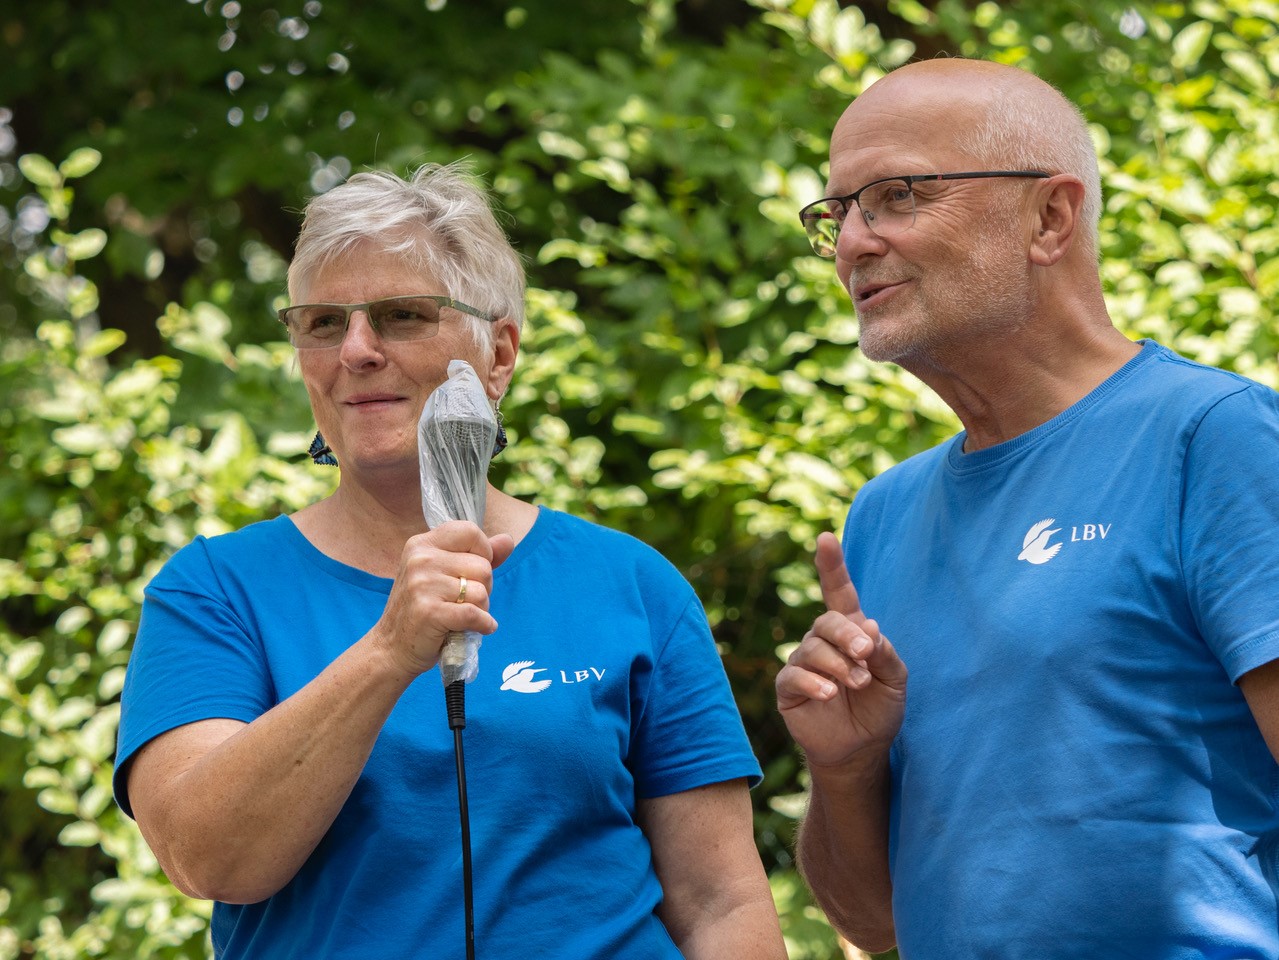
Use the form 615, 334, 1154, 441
775, 532, 908, 769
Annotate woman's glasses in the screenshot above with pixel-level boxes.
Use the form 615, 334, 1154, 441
278, 295, 496, 349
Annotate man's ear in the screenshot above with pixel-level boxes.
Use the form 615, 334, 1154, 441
1029, 175, 1086, 267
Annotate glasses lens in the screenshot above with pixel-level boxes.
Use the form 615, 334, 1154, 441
801, 200, 844, 257
859, 180, 915, 237
283, 305, 348, 347
369, 296, 443, 342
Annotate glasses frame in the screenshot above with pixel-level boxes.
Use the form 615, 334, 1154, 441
277, 294, 497, 349
799, 170, 1051, 257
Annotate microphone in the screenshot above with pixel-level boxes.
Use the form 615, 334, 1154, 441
420, 362, 495, 959
418, 360, 498, 688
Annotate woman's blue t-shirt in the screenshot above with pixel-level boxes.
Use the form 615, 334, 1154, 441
115, 506, 761, 959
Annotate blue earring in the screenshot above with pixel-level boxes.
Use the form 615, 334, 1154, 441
492, 420, 508, 458
308, 431, 338, 466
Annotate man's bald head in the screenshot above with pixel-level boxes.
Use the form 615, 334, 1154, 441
839, 59, 1102, 254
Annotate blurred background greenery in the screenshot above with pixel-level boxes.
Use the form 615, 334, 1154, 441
1, 0, 1276, 957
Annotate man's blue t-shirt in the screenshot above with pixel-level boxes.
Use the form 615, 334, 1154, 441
844, 341, 1279, 958
114, 506, 761, 959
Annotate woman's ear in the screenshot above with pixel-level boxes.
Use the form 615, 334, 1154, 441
486, 318, 521, 401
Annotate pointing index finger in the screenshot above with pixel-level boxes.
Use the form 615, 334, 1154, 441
815, 531, 863, 621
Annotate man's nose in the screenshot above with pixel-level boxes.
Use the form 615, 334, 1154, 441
835, 210, 890, 262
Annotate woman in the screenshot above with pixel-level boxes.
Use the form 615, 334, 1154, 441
113, 163, 785, 960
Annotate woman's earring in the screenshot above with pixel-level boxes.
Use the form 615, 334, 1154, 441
491, 406, 508, 458
308, 431, 338, 466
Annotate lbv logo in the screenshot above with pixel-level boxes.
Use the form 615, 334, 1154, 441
1017, 518, 1113, 565
499, 660, 608, 693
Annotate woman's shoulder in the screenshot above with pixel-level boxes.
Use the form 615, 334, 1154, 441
526, 507, 692, 586
534, 506, 664, 554
152, 515, 299, 589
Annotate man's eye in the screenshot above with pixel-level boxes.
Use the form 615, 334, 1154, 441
807, 202, 845, 223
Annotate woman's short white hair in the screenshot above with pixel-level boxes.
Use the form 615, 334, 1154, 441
958, 83, 1103, 258
287, 161, 525, 343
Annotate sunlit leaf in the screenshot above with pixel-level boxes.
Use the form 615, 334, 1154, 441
18, 153, 61, 187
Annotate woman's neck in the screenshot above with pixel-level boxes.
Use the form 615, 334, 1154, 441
291, 480, 538, 577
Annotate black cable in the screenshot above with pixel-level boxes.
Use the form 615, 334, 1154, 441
446, 679, 475, 960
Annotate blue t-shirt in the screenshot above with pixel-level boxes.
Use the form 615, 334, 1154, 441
843, 341, 1279, 958
114, 506, 761, 959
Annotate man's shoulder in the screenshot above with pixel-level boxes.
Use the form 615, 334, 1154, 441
1142, 341, 1273, 403
860, 439, 953, 494
1111, 342, 1278, 446
845, 441, 953, 532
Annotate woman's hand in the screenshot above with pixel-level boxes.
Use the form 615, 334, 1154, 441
370, 521, 515, 680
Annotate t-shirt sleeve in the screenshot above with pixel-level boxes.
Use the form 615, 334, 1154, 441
112, 538, 274, 818
1181, 383, 1279, 681
627, 590, 762, 799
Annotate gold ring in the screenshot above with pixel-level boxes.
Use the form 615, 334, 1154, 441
456, 576, 468, 604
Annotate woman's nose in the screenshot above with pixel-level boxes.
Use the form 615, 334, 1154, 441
338, 310, 386, 367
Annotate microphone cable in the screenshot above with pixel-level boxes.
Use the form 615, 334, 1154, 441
445, 679, 475, 960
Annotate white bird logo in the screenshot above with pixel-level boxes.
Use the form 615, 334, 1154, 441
500, 660, 552, 694
1018, 518, 1063, 565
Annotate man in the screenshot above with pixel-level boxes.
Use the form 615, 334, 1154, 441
776, 58, 1279, 958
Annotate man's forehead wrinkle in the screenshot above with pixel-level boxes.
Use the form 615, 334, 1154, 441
826, 96, 982, 195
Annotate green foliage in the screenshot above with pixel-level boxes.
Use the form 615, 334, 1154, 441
0, 166, 329, 960
0, 1, 1276, 958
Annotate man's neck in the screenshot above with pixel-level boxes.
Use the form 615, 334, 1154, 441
902, 322, 1140, 453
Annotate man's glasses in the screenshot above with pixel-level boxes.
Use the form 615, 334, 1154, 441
278, 295, 496, 349
798, 170, 1050, 257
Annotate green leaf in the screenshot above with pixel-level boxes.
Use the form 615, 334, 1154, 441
613, 411, 666, 436
62, 228, 108, 261
37, 787, 79, 816
59, 148, 103, 179
83, 328, 127, 358
888, 0, 934, 26
59, 821, 101, 847
6, 641, 45, 681
52, 424, 112, 456
1222, 50, 1271, 93
17, 153, 61, 187
96, 621, 132, 656
1171, 21, 1213, 70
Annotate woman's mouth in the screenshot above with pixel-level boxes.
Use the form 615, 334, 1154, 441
344, 393, 406, 409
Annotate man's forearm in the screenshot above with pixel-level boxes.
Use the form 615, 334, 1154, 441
797, 749, 896, 953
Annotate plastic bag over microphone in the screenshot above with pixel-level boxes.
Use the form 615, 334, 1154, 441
417, 359, 498, 684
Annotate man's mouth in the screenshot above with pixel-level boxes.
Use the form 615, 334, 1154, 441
852, 279, 907, 306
